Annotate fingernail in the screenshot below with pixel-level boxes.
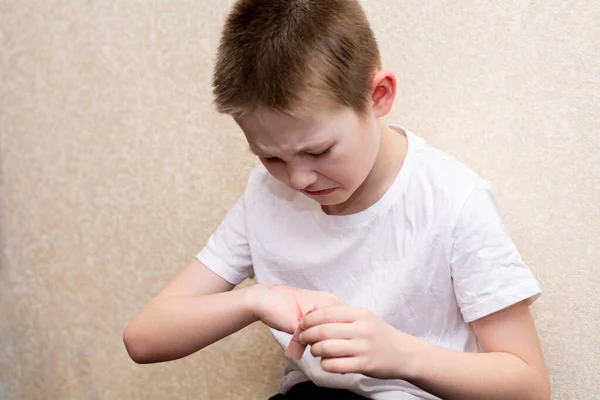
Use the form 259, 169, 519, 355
298, 333, 303, 343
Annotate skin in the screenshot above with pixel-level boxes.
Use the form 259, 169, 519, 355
298, 302, 550, 400
237, 70, 406, 216
123, 69, 550, 399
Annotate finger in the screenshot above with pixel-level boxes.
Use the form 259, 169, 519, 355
284, 309, 315, 360
301, 306, 368, 329
299, 323, 357, 344
285, 325, 308, 360
321, 356, 366, 374
310, 339, 359, 358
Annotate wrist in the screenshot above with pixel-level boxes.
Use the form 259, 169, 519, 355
242, 284, 265, 322
390, 330, 431, 381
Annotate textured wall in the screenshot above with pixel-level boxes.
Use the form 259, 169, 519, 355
0, 1, 598, 399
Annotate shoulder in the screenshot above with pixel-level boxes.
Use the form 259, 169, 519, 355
404, 129, 485, 214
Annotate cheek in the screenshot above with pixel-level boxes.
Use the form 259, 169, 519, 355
262, 162, 287, 182
321, 152, 360, 184
336, 137, 377, 182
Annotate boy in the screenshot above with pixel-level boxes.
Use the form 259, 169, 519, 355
124, 1, 550, 399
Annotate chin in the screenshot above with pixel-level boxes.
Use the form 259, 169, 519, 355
312, 193, 351, 206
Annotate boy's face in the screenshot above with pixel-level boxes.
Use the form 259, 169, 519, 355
236, 106, 381, 209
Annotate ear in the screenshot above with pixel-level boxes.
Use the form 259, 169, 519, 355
370, 70, 396, 118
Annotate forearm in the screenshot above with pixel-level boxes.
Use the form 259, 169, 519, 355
123, 286, 257, 363
403, 340, 550, 400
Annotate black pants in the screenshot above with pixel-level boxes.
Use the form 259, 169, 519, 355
269, 381, 369, 399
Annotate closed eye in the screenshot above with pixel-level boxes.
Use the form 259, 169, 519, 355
263, 156, 282, 163
310, 147, 332, 158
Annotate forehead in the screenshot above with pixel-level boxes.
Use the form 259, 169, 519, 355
236, 107, 357, 153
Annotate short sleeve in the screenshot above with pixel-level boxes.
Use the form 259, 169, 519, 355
196, 194, 253, 285
450, 182, 541, 323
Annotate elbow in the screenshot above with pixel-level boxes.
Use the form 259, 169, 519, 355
532, 370, 551, 400
539, 376, 551, 400
534, 386, 551, 400
123, 323, 155, 364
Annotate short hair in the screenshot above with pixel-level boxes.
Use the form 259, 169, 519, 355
212, 0, 382, 118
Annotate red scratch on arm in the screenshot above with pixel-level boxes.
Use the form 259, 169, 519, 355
291, 292, 303, 322
269, 284, 304, 321
268, 284, 310, 360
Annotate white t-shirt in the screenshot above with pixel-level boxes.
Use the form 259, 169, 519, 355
197, 126, 541, 400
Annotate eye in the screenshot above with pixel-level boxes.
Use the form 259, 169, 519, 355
263, 156, 282, 163
310, 147, 332, 158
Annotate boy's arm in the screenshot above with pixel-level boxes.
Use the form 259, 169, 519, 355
405, 301, 550, 400
123, 259, 340, 364
408, 181, 549, 399
123, 259, 258, 364
301, 300, 549, 400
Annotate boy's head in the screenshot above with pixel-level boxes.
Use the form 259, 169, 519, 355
213, 0, 398, 212
213, 0, 382, 118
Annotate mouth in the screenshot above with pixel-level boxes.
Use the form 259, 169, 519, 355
302, 188, 337, 196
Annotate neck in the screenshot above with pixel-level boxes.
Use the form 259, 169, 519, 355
324, 125, 408, 216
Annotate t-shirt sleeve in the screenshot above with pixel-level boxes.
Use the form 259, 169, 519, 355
196, 193, 253, 285
450, 182, 541, 323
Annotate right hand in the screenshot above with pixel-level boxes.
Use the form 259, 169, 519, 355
249, 284, 343, 334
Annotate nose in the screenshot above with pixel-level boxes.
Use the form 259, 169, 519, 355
287, 162, 317, 191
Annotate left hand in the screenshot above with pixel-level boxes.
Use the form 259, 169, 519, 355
298, 305, 427, 380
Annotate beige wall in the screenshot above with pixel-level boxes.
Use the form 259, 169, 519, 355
0, 1, 598, 399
